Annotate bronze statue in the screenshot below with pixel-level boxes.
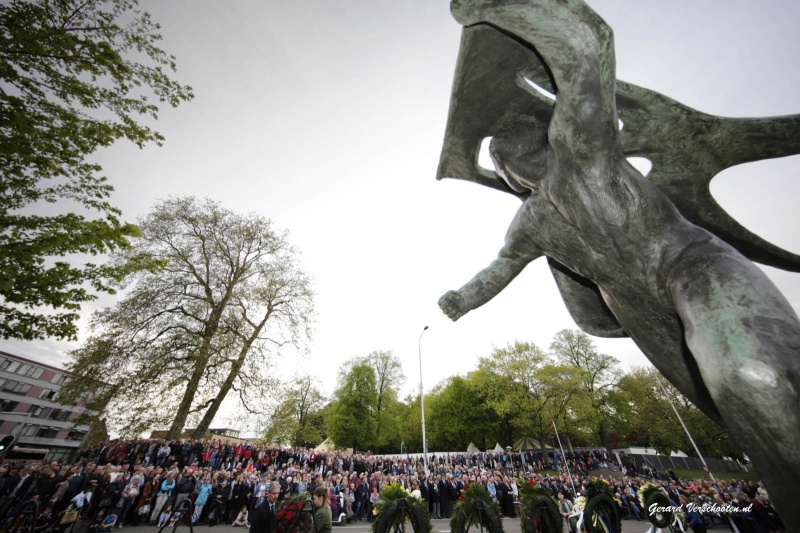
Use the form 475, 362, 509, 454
436, 0, 800, 528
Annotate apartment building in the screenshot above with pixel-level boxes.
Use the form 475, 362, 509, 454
0, 351, 92, 462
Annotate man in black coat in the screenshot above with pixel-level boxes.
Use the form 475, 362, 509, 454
249, 482, 280, 533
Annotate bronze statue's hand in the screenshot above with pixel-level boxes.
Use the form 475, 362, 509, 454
438, 290, 468, 321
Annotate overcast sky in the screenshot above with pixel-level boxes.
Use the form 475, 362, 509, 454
3, 0, 798, 434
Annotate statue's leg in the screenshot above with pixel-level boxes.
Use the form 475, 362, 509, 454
668, 244, 800, 530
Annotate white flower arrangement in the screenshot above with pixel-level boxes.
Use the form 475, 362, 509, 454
573, 496, 587, 512
637, 482, 660, 510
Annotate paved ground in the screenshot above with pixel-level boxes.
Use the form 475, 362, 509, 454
119, 516, 649, 533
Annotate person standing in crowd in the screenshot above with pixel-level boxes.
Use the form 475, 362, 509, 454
173, 472, 195, 512
149, 473, 175, 524
558, 492, 575, 533
355, 475, 368, 520
192, 476, 213, 524
249, 482, 280, 533
313, 486, 333, 533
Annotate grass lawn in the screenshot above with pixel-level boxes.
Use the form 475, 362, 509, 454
670, 468, 761, 483
527, 467, 761, 483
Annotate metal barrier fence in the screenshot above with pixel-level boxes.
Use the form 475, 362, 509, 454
618, 453, 743, 475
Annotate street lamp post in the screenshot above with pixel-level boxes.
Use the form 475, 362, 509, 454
418, 325, 429, 474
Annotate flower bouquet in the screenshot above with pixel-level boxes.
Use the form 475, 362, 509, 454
274, 492, 313, 533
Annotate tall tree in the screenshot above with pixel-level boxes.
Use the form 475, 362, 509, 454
549, 329, 621, 448
326, 363, 377, 452
366, 350, 405, 451
263, 376, 326, 447
0, 0, 192, 340
59, 197, 313, 438
427, 375, 498, 451
475, 340, 571, 447
608, 367, 743, 459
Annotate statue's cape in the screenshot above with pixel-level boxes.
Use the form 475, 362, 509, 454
437, 25, 800, 337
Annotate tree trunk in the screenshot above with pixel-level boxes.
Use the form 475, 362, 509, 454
192, 309, 271, 439
192, 344, 250, 438
598, 423, 611, 451
167, 356, 208, 439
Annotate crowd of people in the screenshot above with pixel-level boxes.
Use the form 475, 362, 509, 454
0, 438, 785, 533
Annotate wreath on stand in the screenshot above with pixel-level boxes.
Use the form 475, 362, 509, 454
518, 480, 562, 533
637, 483, 686, 531
372, 483, 432, 533
449, 483, 504, 533
274, 493, 314, 533
576, 478, 621, 533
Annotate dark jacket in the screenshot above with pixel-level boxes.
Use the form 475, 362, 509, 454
249, 500, 275, 533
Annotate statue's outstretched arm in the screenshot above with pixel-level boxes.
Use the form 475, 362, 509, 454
439, 208, 543, 321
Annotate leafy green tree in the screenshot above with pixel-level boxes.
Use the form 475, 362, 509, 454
549, 329, 620, 448
329, 350, 405, 453
473, 340, 583, 448
608, 367, 743, 459
59, 197, 313, 438
326, 362, 377, 451
399, 394, 424, 453
367, 350, 405, 451
263, 376, 326, 447
427, 375, 498, 451
0, 0, 192, 340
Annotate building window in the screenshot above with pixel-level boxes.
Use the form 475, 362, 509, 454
1, 399, 19, 412
27, 404, 52, 419
36, 427, 59, 439
51, 373, 67, 385
39, 389, 56, 400
48, 409, 71, 422
0, 360, 20, 373
46, 448, 74, 462
66, 430, 86, 441
18, 423, 40, 436
16, 364, 44, 379
2, 380, 32, 395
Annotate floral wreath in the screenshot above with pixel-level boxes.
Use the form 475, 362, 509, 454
274, 492, 313, 533
572, 478, 621, 533
371, 483, 432, 533
585, 477, 615, 500
637, 483, 685, 529
516, 479, 562, 533
450, 483, 504, 533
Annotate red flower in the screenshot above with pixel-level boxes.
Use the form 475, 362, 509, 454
287, 512, 293, 520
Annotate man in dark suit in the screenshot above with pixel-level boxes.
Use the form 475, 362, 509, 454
250, 482, 280, 533
666, 481, 682, 505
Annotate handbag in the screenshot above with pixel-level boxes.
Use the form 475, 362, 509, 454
60, 510, 80, 525
138, 504, 151, 516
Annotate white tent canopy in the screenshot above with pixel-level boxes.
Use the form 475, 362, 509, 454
492, 442, 504, 453
467, 442, 480, 454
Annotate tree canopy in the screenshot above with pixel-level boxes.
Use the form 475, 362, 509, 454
59, 197, 313, 438
261, 330, 742, 464
0, 0, 193, 340
263, 376, 326, 447
327, 362, 378, 452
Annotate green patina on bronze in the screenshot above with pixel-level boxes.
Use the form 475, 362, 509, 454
435, 1, 800, 530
